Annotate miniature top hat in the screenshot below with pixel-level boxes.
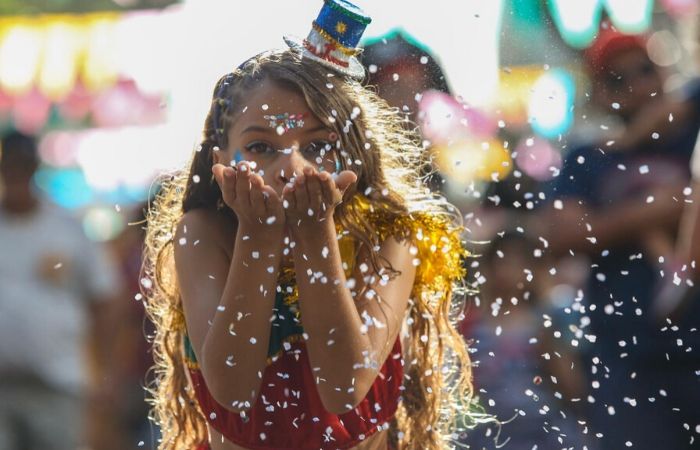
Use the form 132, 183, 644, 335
285, 0, 372, 79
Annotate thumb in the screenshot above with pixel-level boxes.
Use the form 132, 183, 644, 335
212, 164, 227, 186
334, 170, 357, 193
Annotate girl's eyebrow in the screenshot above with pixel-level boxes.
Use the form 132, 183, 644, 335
304, 124, 328, 133
241, 125, 271, 135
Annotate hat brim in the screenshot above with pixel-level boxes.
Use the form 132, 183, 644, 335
284, 35, 365, 80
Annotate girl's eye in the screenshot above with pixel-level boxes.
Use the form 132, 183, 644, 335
302, 140, 331, 156
245, 141, 275, 154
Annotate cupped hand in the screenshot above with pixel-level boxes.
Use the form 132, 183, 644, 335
281, 166, 357, 234
212, 161, 285, 233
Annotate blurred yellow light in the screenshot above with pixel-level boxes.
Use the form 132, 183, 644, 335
494, 66, 544, 127
0, 23, 43, 95
39, 21, 81, 100
82, 15, 120, 92
433, 139, 511, 185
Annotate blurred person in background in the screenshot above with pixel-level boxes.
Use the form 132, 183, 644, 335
545, 24, 700, 450
107, 202, 157, 450
0, 131, 121, 450
361, 30, 451, 115
361, 30, 451, 192
466, 231, 592, 449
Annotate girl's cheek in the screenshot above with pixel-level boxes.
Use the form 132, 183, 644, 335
233, 148, 245, 164
317, 155, 336, 173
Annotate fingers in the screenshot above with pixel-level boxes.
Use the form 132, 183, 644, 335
293, 170, 310, 212
212, 164, 237, 203
303, 167, 324, 216
282, 182, 296, 212
248, 173, 265, 208
260, 184, 280, 208
280, 165, 357, 229
334, 170, 358, 194
212, 163, 226, 185
317, 170, 336, 210
235, 161, 252, 206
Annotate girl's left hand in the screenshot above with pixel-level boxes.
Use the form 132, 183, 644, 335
282, 166, 357, 234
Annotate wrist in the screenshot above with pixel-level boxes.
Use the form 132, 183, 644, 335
291, 217, 336, 243
236, 223, 285, 247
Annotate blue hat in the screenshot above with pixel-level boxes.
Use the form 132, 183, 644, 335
285, 0, 371, 79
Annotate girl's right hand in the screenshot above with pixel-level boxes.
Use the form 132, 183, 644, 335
212, 162, 285, 233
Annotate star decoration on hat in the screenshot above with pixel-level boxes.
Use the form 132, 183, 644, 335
284, 0, 371, 79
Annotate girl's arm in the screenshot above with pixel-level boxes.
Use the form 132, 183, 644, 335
283, 167, 415, 414
175, 211, 283, 413
292, 220, 415, 414
175, 163, 285, 413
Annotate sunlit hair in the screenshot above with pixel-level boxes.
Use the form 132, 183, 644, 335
143, 48, 475, 450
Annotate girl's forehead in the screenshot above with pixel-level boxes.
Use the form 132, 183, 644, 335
228, 80, 326, 136
241, 79, 311, 115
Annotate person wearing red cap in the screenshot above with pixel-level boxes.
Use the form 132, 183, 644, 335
583, 26, 662, 123
545, 24, 700, 450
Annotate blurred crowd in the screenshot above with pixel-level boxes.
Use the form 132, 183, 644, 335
1, 10, 700, 450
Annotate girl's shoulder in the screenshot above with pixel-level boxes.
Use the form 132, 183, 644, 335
176, 208, 236, 256
346, 195, 467, 293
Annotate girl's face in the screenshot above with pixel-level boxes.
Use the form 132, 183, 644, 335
214, 78, 339, 197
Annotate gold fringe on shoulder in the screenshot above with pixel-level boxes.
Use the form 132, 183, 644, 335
346, 194, 468, 298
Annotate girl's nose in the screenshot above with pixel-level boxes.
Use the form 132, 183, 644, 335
276, 145, 310, 184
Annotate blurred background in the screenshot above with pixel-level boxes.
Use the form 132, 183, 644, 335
0, 0, 699, 449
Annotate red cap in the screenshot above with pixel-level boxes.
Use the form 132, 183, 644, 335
583, 24, 648, 76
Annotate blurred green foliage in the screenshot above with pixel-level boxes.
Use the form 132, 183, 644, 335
0, 0, 181, 16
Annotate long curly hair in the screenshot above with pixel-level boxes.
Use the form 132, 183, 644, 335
143, 48, 475, 450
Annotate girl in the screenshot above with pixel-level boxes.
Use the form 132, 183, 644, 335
143, 3, 472, 449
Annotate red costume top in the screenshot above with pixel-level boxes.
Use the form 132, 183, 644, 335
183, 275, 403, 450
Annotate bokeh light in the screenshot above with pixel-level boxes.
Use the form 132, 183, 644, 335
0, 23, 42, 95
547, 0, 603, 49
514, 136, 562, 181
528, 68, 575, 139
82, 206, 125, 242
604, 0, 653, 34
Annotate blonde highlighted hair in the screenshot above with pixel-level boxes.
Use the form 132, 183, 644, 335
143, 49, 475, 449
